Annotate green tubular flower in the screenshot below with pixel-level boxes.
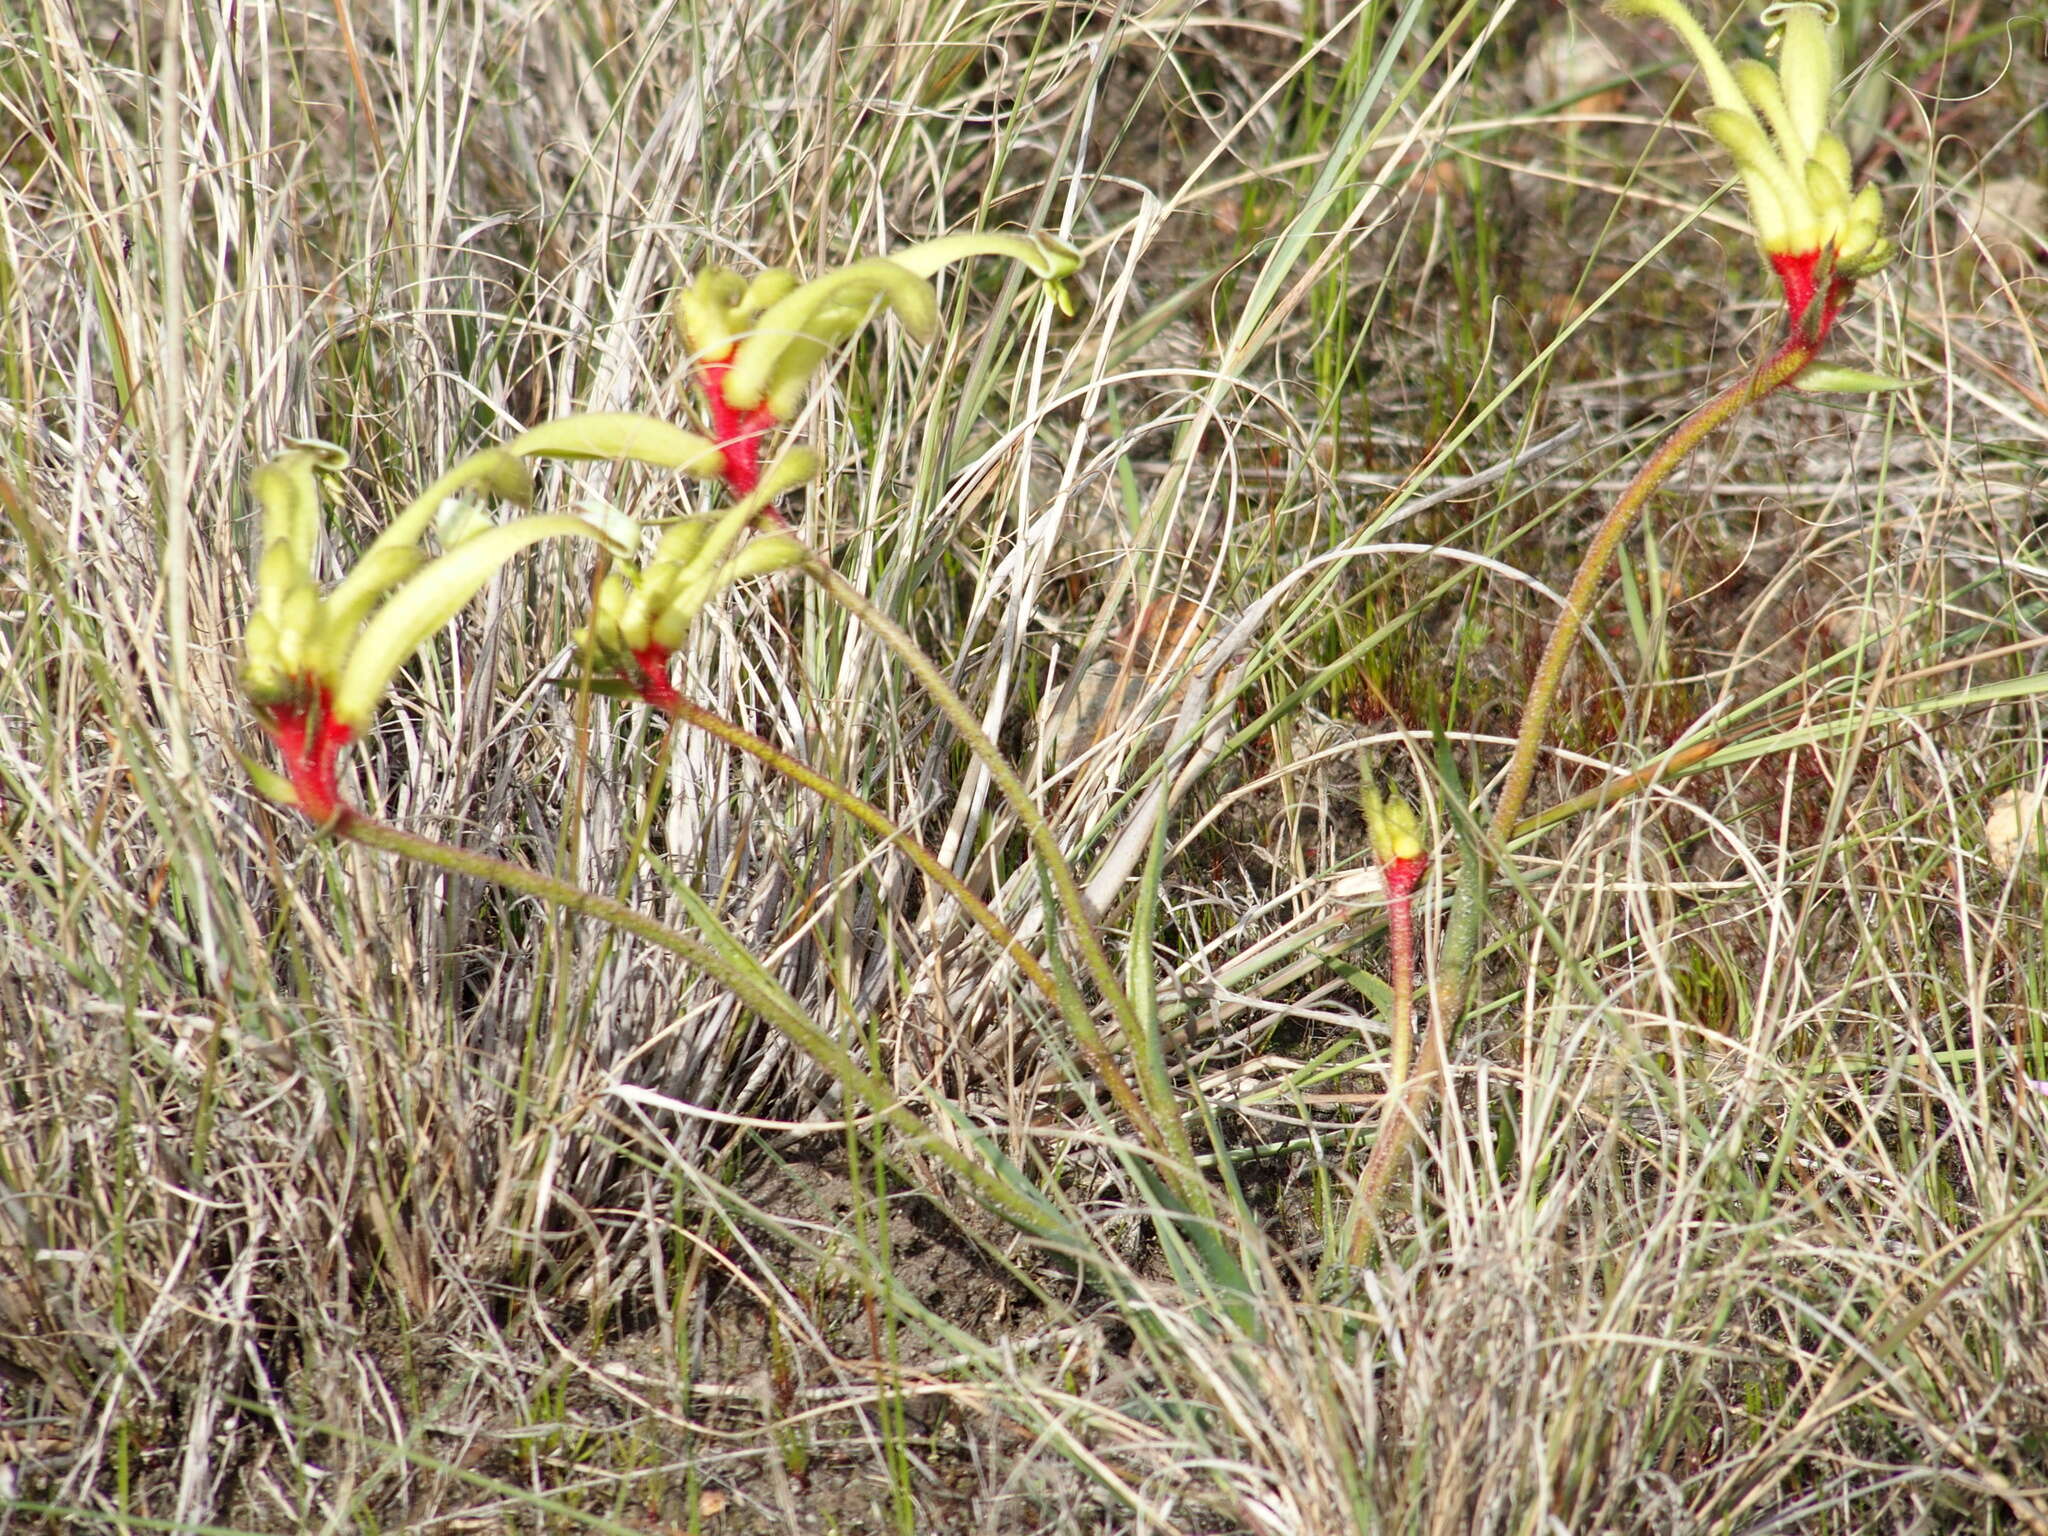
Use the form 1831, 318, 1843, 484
576, 449, 819, 689
886, 231, 1082, 317
240, 412, 731, 821
673, 229, 1082, 502
326, 516, 607, 730
1612, 0, 1894, 344
505, 413, 727, 476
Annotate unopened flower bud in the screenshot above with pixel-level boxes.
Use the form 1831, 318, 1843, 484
274, 584, 322, 672
725, 534, 807, 580
1362, 781, 1430, 899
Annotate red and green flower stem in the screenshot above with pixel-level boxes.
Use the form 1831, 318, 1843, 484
263, 689, 355, 826
617, 474, 1195, 1195
1336, 849, 1424, 1266
641, 681, 1065, 1010
1352, 328, 1826, 1221
693, 357, 1201, 1202
696, 357, 778, 501
1382, 855, 1427, 1091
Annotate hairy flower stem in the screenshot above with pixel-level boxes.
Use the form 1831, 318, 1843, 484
333, 809, 1057, 1234
1386, 889, 1418, 1090
660, 694, 1062, 1008
803, 556, 1206, 1201
1352, 336, 1819, 1224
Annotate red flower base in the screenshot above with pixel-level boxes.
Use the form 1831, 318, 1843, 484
696, 356, 780, 501
1382, 853, 1428, 902
632, 645, 682, 713
264, 686, 355, 824
1769, 249, 1854, 350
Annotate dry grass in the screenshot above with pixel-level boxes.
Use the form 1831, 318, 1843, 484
6, 0, 2048, 1530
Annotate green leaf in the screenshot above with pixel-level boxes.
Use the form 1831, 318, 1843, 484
1790, 364, 1921, 394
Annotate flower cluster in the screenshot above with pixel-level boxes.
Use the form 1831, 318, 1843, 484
240, 230, 1084, 820
580, 231, 1083, 704
1613, 0, 1894, 347
675, 232, 1079, 508
575, 451, 817, 711
240, 415, 726, 821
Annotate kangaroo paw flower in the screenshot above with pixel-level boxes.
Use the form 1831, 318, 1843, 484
1362, 782, 1431, 901
673, 231, 1081, 505
240, 415, 723, 823
1613, 0, 1894, 347
576, 452, 818, 710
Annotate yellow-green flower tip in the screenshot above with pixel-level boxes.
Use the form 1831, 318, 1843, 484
327, 515, 605, 730
508, 414, 727, 478
758, 447, 819, 501
676, 268, 750, 359
720, 258, 939, 414
724, 534, 806, 580
1618, 0, 1887, 282
1362, 783, 1427, 867
649, 603, 693, 654
240, 613, 300, 705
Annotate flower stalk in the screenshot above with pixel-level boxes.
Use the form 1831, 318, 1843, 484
801, 555, 1201, 1193
1343, 2, 1910, 1232
1352, 337, 1821, 1226
1361, 782, 1431, 1092
331, 809, 1061, 1235
656, 693, 1064, 1011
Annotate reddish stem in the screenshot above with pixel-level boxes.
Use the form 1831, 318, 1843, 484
1383, 854, 1426, 904
1383, 853, 1426, 1086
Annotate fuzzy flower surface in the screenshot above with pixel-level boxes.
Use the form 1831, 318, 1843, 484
574, 450, 817, 710
1614, 0, 1894, 349
1362, 783, 1430, 900
588, 229, 1082, 711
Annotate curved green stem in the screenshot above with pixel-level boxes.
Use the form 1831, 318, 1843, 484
332, 809, 1058, 1234
803, 556, 1203, 1197
662, 694, 1062, 1008
1352, 337, 1819, 1224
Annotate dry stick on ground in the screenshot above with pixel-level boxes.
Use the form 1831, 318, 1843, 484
1349, 337, 1820, 1234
